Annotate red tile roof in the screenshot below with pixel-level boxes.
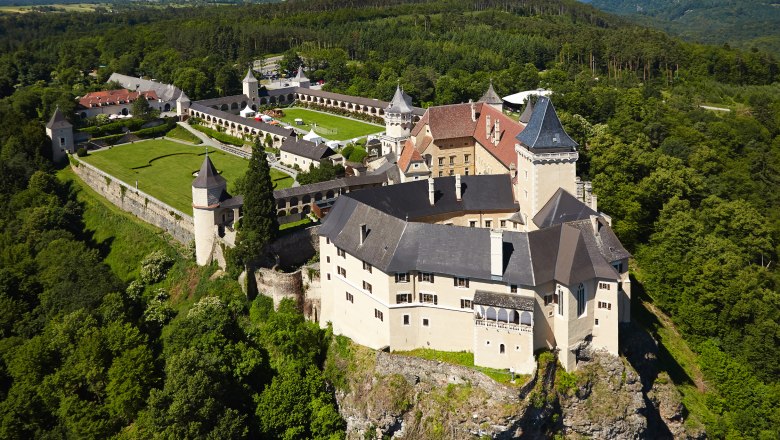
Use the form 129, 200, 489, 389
398, 139, 424, 172
473, 104, 525, 171
78, 89, 159, 109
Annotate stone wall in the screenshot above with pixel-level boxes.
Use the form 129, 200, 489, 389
267, 226, 319, 268
71, 157, 195, 244
254, 267, 304, 310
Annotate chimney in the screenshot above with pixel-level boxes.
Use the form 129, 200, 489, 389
494, 119, 500, 145
455, 174, 462, 201
490, 229, 503, 279
485, 114, 491, 139
590, 215, 601, 234
590, 193, 598, 212
470, 99, 476, 122
428, 177, 435, 205
359, 223, 368, 245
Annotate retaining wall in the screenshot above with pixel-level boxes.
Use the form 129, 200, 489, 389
70, 157, 195, 244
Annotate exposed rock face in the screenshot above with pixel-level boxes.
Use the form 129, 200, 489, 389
559, 351, 647, 439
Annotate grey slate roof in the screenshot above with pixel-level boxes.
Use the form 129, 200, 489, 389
280, 136, 335, 161
273, 173, 387, 199
108, 73, 183, 102
177, 91, 190, 103
387, 85, 413, 114
189, 102, 292, 137
243, 68, 257, 83
515, 96, 577, 151
294, 67, 309, 81
192, 155, 227, 189
533, 188, 597, 229
320, 175, 629, 287
346, 175, 518, 221
46, 107, 72, 130
473, 290, 534, 311
479, 81, 502, 105
519, 99, 534, 124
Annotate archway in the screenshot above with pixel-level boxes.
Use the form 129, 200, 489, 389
520, 311, 532, 326
164, 103, 171, 112
497, 308, 508, 323
230, 102, 239, 110
220, 104, 228, 111
485, 307, 497, 321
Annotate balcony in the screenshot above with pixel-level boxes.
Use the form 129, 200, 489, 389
474, 318, 533, 333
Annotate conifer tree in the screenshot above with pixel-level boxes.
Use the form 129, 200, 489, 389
234, 138, 278, 269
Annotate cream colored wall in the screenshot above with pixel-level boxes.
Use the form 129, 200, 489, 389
516, 147, 578, 226
388, 306, 473, 351
415, 211, 519, 229
281, 151, 319, 170
592, 280, 619, 355
473, 327, 535, 374
474, 141, 509, 176
427, 137, 475, 177
533, 281, 557, 352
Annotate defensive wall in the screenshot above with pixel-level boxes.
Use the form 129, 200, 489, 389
70, 156, 195, 244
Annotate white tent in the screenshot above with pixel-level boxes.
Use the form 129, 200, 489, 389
502, 88, 552, 105
239, 105, 256, 118
303, 128, 323, 144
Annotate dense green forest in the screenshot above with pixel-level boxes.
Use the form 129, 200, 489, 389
585, 0, 780, 56
0, 0, 778, 438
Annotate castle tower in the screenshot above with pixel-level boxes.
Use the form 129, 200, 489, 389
192, 155, 227, 265
176, 91, 190, 117
45, 106, 74, 163
514, 96, 579, 228
242, 67, 258, 102
293, 66, 310, 88
381, 85, 413, 156
479, 80, 503, 112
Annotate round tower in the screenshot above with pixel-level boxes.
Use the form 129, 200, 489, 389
192, 155, 227, 265
242, 67, 259, 102
381, 85, 414, 156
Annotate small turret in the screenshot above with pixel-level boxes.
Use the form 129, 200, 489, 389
176, 91, 191, 116
383, 85, 414, 156
192, 155, 228, 265
242, 67, 258, 102
479, 80, 503, 112
45, 106, 74, 163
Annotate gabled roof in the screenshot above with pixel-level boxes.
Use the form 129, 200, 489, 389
398, 139, 425, 172
416, 102, 478, 139
189, 102, 292, 137
46, 107, 72, 130
192, 155, 227, 189
294, 67, 309, 81
479, 81, 502, 105
515, 96, 577, 151
280, 136, 335, 161
533, 188, 597, 229
78, 89, 159, 109
108, 73, 183, 101
473, 104, 523, 171
519, 99, 534, 124
387, 85, 413, 114
243, 68, 257, 83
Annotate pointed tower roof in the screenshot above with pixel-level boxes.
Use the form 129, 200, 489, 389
515, 96, 577, 151
519, 98, 534, 124
479, 81, 502, 105
387, 85, 413, 114
243, 68, 257, 83
46, 107, 72, 130
294, 66, 309, 81
177, 91, 190, 103
192, 155, 226, 189
532, 188, 597, 229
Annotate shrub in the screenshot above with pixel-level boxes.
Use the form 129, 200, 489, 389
76, 147, 88, 157
126, 280, 145, 301
139, 250, 175, 284
143, 288, 175, 326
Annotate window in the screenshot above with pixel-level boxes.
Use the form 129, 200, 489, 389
60, 137, 66, 146
337, 248, 346, 258
510, 285, 517, 293
396, 293, 412, 304
524, 189, 528, 199
500, 344, 505, 354
485, 220, 492, 228
326, 256, 330, 263
326, 237, 330, 244
327, 273, 331, 280
395, 272, 409, 283
363, 261, 372, 273
612, 262, 624, 273
524, 170, 528, 180
577, 283, 586, 317
449, 169, 454, 176
363, 281, 372, 293
469, 221, 477, 228
438, 157, 444, 166
420, 293, 438, 304
345, 292, 354, 303
464, 154, 470, 164
595, 318, 599, 326
418, 272, 434, 283
598, 301, 612, 310
598, 282, 611, 290
557, 287, 564, 316
438, 171, 443, 177
465, 168, 470, 176
422, 318, 429, 327
460, 299, 473, 309
454, 277, 469, 288
403, 315, 410, 325
337, 266, 346, 277
500, 220, 506, 228
449, 156, 455, 165
374, 309, 383, 321
544, 294, 554, 306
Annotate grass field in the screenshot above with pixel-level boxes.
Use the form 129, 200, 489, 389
166, 125, 203, 144
81, 139, 293, 213
0, 3, 99, 13
277, 108, 383, 141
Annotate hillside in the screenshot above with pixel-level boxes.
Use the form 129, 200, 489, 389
584, 0, 780, 55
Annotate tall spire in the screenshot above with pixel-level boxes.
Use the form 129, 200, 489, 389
192, 155, 226, 189
479, 80, 502, 106
243, 67, 257, 83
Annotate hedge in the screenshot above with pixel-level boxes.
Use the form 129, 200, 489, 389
191, 124, 246, 147
78, 117, 146, 137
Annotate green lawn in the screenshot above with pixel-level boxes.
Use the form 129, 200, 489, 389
166, 125, 203, 144
277, 108, 383, 141
81, 139, 292, 213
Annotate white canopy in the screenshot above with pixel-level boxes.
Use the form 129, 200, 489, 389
303, 128, 323, 143
239, 105, 256, 117
502, 88, 552, 105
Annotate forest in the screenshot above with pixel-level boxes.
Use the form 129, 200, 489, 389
0, 0, 778, 438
